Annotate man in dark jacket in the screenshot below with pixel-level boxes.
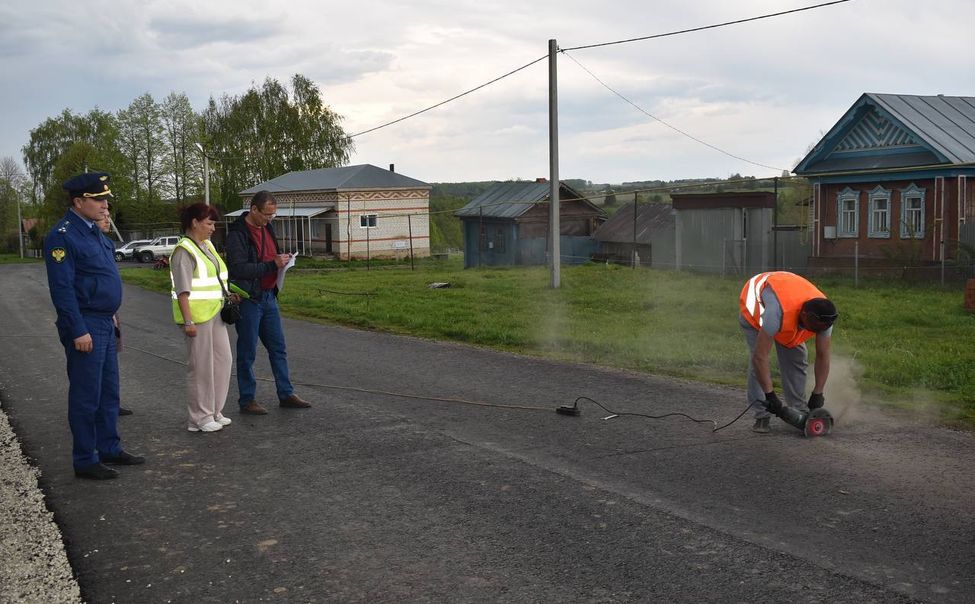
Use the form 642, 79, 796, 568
225, 190, 311, 415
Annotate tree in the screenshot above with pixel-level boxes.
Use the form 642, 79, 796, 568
203, 74, 354, 207
0, 157, 26, 251
160, 92, 201, 203
21, 109, 122, 204
118, 93, 168, 203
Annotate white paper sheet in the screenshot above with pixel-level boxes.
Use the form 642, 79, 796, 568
276, 254, 296, 291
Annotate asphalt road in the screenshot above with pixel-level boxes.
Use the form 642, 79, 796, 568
0, 262, 972, 603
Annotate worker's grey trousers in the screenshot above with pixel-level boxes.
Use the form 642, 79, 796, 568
739, 315, 809, 419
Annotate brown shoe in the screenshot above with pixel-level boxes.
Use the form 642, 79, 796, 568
279, 394, 311, 408
240, 401, 268, 415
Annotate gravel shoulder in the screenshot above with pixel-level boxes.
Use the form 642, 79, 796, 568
0, 399, 81, 604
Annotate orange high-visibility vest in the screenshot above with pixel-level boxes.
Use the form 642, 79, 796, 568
739, 271, 826, 348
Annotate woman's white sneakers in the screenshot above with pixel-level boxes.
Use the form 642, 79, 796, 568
188, 420, 223, 433
215, 415, 232, 426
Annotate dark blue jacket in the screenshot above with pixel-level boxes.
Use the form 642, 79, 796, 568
44, 210, 122, 340
226, 213, 281, 300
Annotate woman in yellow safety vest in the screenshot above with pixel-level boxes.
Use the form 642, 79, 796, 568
169, 203, 238, 433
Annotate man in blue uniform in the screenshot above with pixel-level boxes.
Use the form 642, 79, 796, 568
44, 172, 144, 480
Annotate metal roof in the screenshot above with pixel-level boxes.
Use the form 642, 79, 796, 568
241, 164, 430, 195
593, 202, 674, 243
795, 93, 975, 175
455, 181, 592, 219
225, 205, 334, 218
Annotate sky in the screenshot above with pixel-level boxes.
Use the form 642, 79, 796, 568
3, 0, 975, 185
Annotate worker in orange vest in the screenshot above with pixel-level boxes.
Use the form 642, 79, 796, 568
739, 271, 838, 433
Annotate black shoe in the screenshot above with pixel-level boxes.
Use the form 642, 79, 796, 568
118, 407, 133, 416
752, 417, 771, 434
100, 451, 146, 465
75, 463, 119, 480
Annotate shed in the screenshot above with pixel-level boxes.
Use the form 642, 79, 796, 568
237, 164, 431, 259
671, 192, 777, 275
592, 202, 675, 268
455, 180, 604, 268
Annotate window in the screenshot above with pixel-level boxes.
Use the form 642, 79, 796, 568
493, 228, 505, 253
900, 184, 926, 239
868, 186, 890, 238
837, 188, 859, 237
359, 214, 377, 228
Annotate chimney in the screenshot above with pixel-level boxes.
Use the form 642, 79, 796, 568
535, 177, 546, 183
389, 163, 395, 172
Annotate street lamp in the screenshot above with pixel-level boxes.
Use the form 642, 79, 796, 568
194, 142, 209, 206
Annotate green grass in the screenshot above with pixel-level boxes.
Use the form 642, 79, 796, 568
123, 259, 975, 425
0, 253, 40, 264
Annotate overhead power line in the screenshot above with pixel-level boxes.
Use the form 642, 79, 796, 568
345, 0, 852, 139
561, 0, 853, 51
562, 52, 787, 173
348, 55, 548, 139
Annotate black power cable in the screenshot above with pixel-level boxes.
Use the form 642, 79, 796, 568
123, 344, 752, 430
559, 396, 752, 433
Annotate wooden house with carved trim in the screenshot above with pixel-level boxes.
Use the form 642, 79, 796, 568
794, 93, 975, 275
230, 164, 431, 259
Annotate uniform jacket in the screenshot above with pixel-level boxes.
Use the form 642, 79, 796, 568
226, 213, 281, 300
44, 210, 123, 340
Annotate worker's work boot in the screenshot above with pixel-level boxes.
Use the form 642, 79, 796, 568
752, 417, 771, 434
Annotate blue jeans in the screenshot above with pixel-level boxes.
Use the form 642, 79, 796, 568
235, 290, 294, 405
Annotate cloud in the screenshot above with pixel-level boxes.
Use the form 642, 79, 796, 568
4, 0, 975, 184
148, 13, 282, 50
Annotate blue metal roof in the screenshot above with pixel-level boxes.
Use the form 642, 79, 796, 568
241, 164, 430, 195
455, 181, 592, 219
795, 93, 975, 175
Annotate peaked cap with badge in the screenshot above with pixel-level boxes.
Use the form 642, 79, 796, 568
64, 172, 113, 200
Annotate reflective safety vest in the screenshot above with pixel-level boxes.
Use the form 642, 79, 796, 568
739, 271, 826, 348
170, 237, 228, 324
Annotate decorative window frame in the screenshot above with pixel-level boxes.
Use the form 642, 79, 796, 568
836, 187, 859, 238
900, 183, 925, 239
359, 214, 378, 229
867, 185, 891, 238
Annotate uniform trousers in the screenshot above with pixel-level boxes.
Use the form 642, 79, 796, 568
185, 316, 232, 429
740, 315, 809, 419
63, 315, 122, 468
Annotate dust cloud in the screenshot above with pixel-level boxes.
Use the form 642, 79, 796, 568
822, 354, 864, 425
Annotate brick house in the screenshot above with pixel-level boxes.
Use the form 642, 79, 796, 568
794, 93, 975, 273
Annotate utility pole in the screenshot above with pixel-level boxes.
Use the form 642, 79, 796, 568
548, 38, 561, 289
194, 143, 210, 205
16, 193, 23, 258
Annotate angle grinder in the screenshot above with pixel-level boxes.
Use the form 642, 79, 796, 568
763, 395, 833, 437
